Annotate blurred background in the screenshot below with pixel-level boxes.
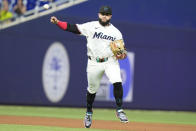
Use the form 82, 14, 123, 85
0, 0, 196, 111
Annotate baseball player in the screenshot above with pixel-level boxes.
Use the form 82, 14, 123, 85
50, 5, 128, 128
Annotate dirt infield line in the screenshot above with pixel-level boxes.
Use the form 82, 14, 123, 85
0, 115, 196, 131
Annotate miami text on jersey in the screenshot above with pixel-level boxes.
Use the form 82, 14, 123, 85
93, 32, 116, 41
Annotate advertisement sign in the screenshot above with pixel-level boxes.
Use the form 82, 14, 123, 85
42, 42, 70, 103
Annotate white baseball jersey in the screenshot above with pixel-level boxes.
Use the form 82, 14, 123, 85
76, 21, 123, 58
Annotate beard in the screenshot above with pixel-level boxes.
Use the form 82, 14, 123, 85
98, 18, 111, 26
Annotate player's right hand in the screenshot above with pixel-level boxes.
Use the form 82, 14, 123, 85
50, 16, 59, 24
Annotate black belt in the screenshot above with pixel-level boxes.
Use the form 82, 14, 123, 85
88, 56, 108, 63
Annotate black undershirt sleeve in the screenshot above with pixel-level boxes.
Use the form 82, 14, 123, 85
66, 23, 81, 34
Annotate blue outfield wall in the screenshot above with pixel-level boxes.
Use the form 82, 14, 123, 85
0, 13, 196, 111
61, 0, 196, 30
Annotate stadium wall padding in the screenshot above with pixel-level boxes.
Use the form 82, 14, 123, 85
0, 10, 196, 111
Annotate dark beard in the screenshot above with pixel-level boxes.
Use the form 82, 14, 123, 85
99, 18, 110, 26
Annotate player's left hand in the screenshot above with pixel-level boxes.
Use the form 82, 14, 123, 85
110, 39, 127, 60
116, 52, 127, 59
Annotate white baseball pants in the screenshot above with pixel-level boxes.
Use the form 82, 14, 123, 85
87, 57, 122, 94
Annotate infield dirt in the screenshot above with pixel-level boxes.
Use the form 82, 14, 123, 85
0, 115, 196, 131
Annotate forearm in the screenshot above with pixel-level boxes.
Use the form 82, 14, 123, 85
57, 21, 81, 34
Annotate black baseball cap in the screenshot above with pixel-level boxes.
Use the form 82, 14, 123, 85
99, 6, 112, 15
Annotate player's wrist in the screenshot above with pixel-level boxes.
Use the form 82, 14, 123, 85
56, 20, 59, 24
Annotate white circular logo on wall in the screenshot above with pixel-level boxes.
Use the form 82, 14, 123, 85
42, 42, 70, 103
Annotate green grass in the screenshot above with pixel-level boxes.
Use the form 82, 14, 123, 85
0, 105, 196, 125
0, 124, 119, 131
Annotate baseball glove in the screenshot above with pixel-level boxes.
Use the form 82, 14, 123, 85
110, 39, 127, 59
